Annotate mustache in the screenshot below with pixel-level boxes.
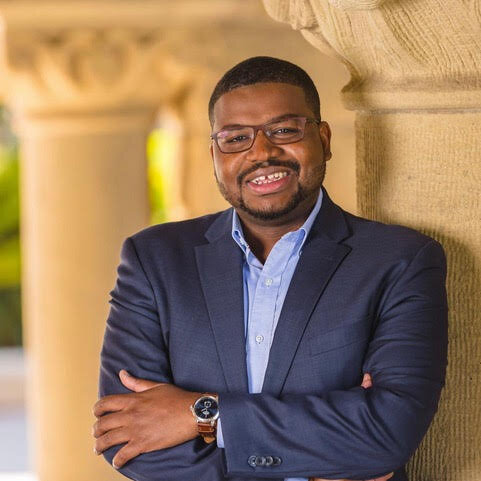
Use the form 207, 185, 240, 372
237, 159, 300, 186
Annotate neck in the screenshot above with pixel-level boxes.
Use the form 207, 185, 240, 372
236, 194, 318, 263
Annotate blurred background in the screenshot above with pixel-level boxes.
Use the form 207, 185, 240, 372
0, 102, 189, 476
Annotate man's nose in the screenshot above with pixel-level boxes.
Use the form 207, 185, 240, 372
244, 129, 283, 162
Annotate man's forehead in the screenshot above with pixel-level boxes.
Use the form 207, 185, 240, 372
212, 82, 312, 129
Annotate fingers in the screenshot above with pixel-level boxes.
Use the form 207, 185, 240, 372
308, 471, 393, 481
112, 441, 143, 469
94, 427, 130, 456
92, 411, 128, 438
366, 473, 394, 481
308, 478, 346, 481
119, 370, 166, 393
93, 394, 130, 417
361, 372, 372, 389
93, 371, 165, 418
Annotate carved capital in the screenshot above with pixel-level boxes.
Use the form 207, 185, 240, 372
263, 0, 481, 111
262, 0, 318, 30
0, 0, 311, 117
0, 27, 193, 116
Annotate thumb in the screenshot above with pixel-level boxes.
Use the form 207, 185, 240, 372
119, 369, 165, 392
361, 372, 373, 389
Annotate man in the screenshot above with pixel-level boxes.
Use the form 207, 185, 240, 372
93, 57, 448, 481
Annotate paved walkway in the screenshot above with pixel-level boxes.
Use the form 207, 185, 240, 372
0, 347, 33, 477
0, 474, 36, 481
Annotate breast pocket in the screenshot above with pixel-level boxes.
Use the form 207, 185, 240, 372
308, 316, 372, 357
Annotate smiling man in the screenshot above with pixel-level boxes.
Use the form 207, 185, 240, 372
210, 81, 331, 265
93, 57, 448, 481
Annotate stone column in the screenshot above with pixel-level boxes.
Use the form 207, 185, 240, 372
263, 1, 481, 480
19, 112, 151, 481
0, 5, 190, 479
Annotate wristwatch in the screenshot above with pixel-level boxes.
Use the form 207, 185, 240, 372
190, 393, 219, 443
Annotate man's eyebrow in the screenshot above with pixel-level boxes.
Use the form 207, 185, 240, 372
217, 113, 304, 131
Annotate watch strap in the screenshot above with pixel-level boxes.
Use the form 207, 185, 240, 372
197, 420, 217, 443
192, 393, 218, 443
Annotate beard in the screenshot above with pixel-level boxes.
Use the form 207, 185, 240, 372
215, 158, 326, 221
237, 185, 308, 220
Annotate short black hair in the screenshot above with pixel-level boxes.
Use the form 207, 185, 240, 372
208, 56, 321, 126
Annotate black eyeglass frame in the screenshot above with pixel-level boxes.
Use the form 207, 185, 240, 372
210, 116, 321, 154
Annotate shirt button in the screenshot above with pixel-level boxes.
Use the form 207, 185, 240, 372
265, 278, 273, 286
255, 335, 264, 344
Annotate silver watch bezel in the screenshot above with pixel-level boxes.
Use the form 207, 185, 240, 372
190, 395, 219, 423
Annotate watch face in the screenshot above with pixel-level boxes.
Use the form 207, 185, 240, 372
194, 397, 219, 420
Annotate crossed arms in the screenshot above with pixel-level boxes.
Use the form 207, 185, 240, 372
93, 236, 448, 480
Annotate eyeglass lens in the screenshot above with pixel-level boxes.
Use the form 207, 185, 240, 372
215, 117, 307, 153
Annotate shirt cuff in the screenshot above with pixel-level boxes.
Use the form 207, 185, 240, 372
216, 417, 224, 448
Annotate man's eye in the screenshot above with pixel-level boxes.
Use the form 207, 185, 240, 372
226, 135, 249, 143
272, 127, 300, 135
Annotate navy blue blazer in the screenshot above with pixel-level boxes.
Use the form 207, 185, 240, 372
99, 189, 448, 481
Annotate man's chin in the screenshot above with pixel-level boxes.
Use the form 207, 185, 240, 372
239, 206, 292, 221
238, 192, 305, 221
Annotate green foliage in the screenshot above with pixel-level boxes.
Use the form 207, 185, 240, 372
0, 145, 21, 288
147, 128, 167, 225
0, 286, 22, 346
0, 106, 21, 346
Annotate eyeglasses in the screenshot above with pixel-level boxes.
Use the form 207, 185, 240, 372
210, 116, 320, 154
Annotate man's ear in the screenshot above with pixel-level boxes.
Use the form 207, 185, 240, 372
319, 121, 332, 161
209, 142, 214, 160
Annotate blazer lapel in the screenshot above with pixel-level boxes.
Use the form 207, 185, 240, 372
195, 210, 249, 393
262, 190, 352, 396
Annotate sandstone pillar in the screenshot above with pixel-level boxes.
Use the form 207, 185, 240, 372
263, 1, 481, 480
0, 4, 189, 479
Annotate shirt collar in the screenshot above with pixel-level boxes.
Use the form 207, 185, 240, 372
231, 188, 324, 256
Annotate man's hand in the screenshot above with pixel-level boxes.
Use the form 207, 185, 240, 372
92, 370, 202, 469
309, 373, 393, 481
93, 371, 392, 478
308, 473, 393, 481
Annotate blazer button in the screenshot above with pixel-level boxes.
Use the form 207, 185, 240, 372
256, 456, 267, 466
248, 455, 257, 468
273, 456, 282, 466
265, 455, 274, 466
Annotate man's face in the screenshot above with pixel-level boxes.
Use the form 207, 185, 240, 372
210, 82, 331, 224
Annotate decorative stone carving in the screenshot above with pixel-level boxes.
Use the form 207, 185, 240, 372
263, 0, 481, 110
0, 28, 193, 115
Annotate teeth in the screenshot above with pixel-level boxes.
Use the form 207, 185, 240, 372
251, 171, 288, 185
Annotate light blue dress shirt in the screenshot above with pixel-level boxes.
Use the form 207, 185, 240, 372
216, 189, 323, 481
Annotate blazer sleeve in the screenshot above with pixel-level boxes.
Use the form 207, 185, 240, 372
219, 239, 448, 480
98, 236, 225, 481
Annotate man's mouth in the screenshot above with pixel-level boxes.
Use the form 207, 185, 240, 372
246, 170, 293, 195
249, 171, 289, 185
